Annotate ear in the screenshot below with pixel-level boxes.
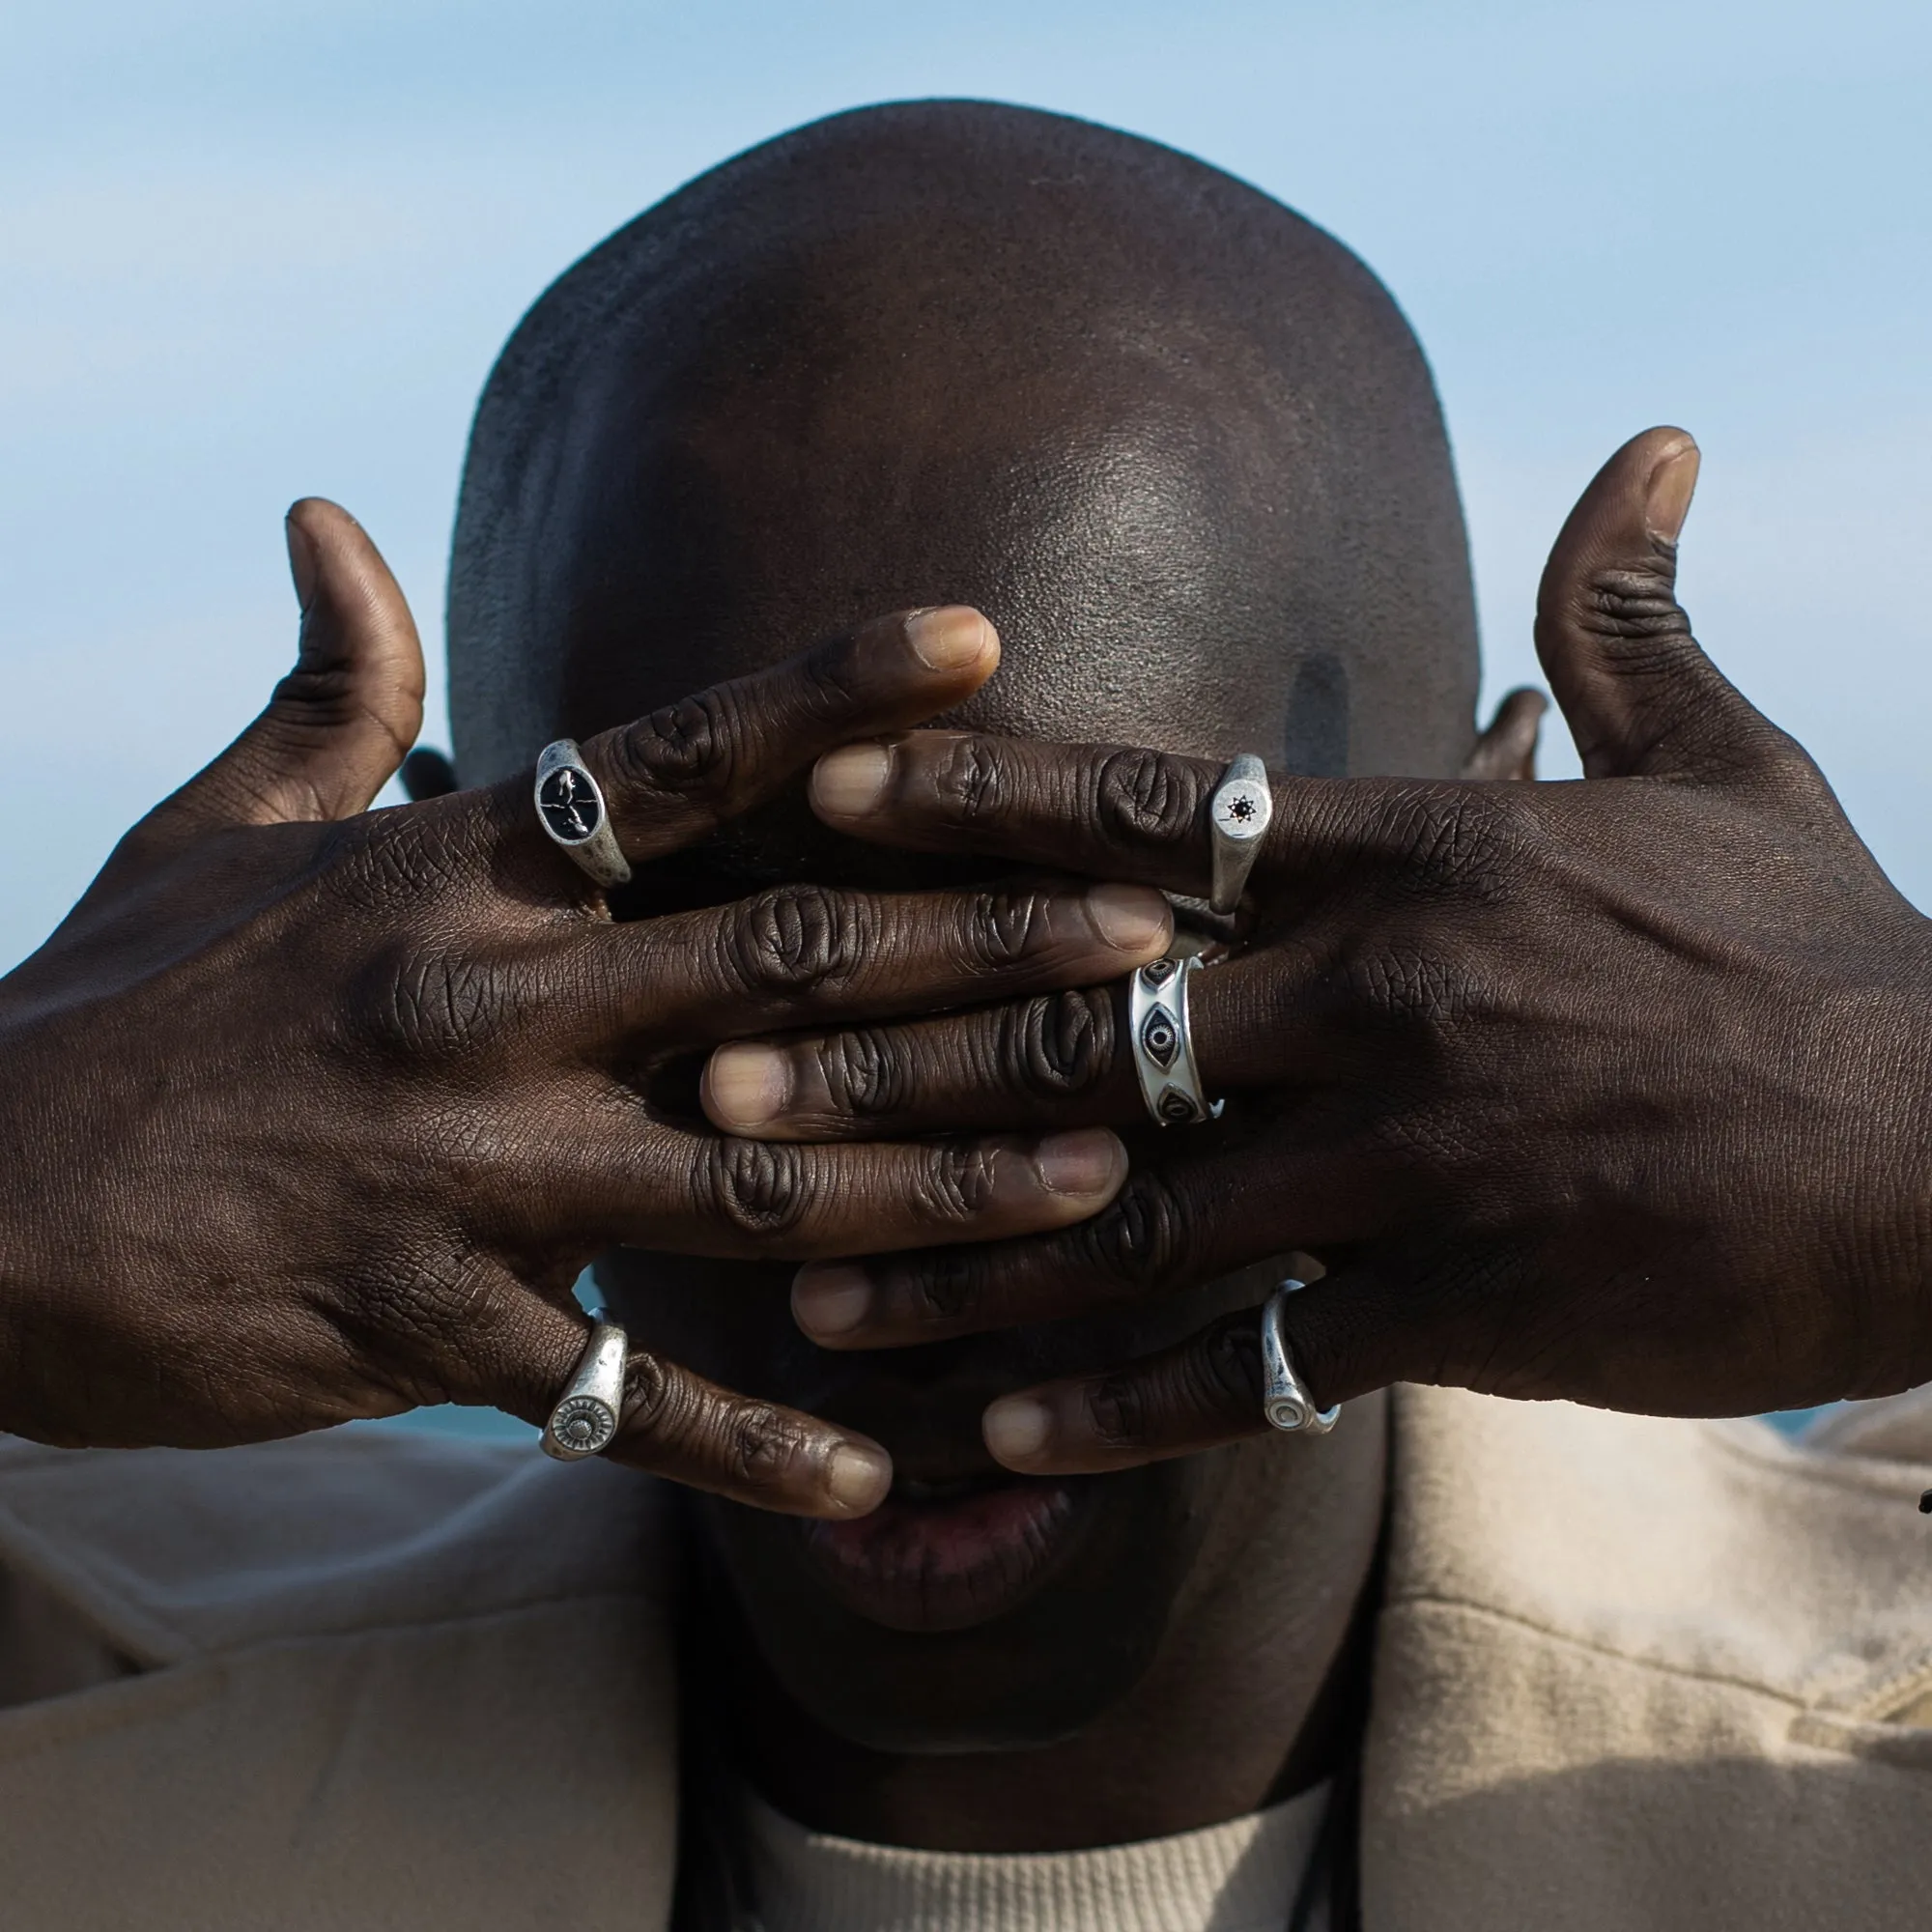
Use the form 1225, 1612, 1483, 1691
1460, 688, 1547, 781
401, 748, 461, 800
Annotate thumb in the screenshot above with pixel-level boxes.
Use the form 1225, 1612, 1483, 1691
1534, 428, 1771, 782
152, 499, 425, 839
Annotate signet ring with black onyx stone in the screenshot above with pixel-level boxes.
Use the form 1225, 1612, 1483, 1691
534, 740, 633, 889
1127, 954, 1224, 1127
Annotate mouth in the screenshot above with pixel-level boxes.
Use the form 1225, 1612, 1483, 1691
800, 1468, 1090, 1633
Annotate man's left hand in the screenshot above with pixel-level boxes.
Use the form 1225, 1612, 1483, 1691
703, 426, 1932, 1471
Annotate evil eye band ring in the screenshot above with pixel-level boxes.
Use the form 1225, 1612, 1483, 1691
1127, 954, 1223, 1127
534, 739, 633, 889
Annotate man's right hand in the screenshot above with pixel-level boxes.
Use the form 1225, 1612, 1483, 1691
0, 501, 1168, 1515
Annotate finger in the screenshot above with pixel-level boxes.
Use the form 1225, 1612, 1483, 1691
500, 607, 1001, 888
698, 946, 1319, 1141
1459, 688, 1546, 781
1534, 428, 1790, 783
555, 1124, 1133, 1262
596, 877, 1170, 1056
979, 1263, 1415, 1475
811, 729, 1424, 905
147, 500, 425, 845
788, 1144, 1378, 1346
980, 1304, 1274, 1473
424, 1284, 893, 1518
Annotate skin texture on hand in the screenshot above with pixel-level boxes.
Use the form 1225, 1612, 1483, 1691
445, 99, 1476, 1849
0, 502, 1174, 1515
757, 427, 1932, 1473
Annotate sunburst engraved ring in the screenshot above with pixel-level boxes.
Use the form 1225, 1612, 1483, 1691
534, 739, 633, 889
1208, 753, 1272, 916
1126, 954, 1224, 1127
542, 1320, 630, 1463
1261, 1279, 1340, 1435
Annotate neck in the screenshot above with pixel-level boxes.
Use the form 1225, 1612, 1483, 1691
696, 1395, 1389, 1854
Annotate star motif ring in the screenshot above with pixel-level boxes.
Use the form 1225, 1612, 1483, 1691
542, 1318, 630, 1463
534, 739, 633, 889
1127, 954, 1223, 1126
1208, 753, 1272, 916
1261, 1279, 1339, 1434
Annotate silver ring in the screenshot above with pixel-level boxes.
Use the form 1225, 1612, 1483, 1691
1208, 753, 1272, 916
542, 1319, 629, 1462
534, 740, 633, 889
1261, 1279, 1338, 1434
1128, 955, 1224, 1126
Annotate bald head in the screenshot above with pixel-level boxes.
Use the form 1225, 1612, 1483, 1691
448, 100, 1478, 811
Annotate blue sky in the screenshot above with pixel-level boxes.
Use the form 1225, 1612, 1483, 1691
3, 0, 1928, 971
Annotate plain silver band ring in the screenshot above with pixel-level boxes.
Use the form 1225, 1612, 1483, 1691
1128, 955, 1224, 1126
542, 1319, 629, 1462
1208, 753, 1272, 916
534, 740, 633, 889
1261, 1279, 1339, 1434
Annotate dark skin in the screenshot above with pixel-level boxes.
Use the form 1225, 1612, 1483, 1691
7, 99, 1930, 1859
0, 518, 1175, 1506
449, 102, 1534, 1849
759, 426, 1932, 1465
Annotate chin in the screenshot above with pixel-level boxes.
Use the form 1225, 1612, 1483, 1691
699, 1452, 1220, 1754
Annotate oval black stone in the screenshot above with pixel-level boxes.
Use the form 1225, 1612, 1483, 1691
539, 765, 602, 843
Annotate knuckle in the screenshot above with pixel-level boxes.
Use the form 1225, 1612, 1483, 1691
352, 941, 516, 1062
1378, 786, 1522, 905
720, 885, 865, 996
702, 1138, 815, 1239
961, 887, 1050, 968
791, 637, 867, 721
724, 1403, 812, 1487
816, 1028, 911, 1119
913, 1250, 980, 1323
1345, 944, 1471, 1037
1072, 1171, 1193, 1295
1573, 545, 1691, 660
614, 688, 744, 800
1096, 749, 1207, 849
930, 734, 1006, 823
998, 988, 1116, 1099
910, 1141, 1001, 1222
1084, 1370, 1153, 1448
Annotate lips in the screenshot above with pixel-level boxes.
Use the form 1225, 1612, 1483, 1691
801, 1471, 1088, 1633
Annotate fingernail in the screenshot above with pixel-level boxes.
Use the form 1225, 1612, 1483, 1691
793, 1264, 874, 1338
283, 514, 319, 613
705, 1044, 790, 1129
1033, 1128, 1123, 1197
1086, 882, 1172, 954
905, 606, 996, 672
1644, 440, 1700, 543
983, 1393, 1054, 1466
811, 744, 893, 818
825, 1439, 893, 1514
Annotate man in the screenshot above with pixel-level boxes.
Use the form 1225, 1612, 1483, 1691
4, 100, 1931, 1931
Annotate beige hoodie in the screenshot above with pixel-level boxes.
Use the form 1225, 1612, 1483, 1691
2, 1387, 1929, 1931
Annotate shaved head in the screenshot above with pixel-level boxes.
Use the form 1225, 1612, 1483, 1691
449, 99, 1477, 811
443, 99, 1464, 1787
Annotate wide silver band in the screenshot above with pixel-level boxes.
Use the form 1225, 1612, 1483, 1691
1208, 753, 1272, 916
542, 1319, 629, 1462
1261, 1279, 1339, 1434
534, 740, 633, 889
1128, 955, 1223, 1126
